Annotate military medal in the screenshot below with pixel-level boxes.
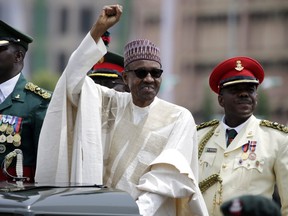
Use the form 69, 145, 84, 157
0, 134, 6, 143
241, 152, 249, 160
241, 142, 249, 160
6, 124, 14, 135
13, 141, 21, 147
6, 116, 16, 135
13, 133, 21, 147
6, 134, 13, 143
0, 122, 8, 132
248, 141, 257, 161
0, 144, 6, 153
12, 117, 22, 147
249, 152, 256, 160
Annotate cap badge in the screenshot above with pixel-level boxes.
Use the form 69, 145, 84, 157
235, 60, 244, 71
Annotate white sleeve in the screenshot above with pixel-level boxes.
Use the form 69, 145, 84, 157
35, 32, 107, 184
64, 32, 107, 105
136, 164, 209, 216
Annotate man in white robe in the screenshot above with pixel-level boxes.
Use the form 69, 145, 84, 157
35, 5, 208, 216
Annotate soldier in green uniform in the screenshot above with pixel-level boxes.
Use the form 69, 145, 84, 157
0, 20, 51, 183
197, 56, 288, 216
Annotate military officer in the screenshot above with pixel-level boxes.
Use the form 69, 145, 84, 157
0, 20, 51, 183
197, 56, 288, 216
87, 51, 129, 92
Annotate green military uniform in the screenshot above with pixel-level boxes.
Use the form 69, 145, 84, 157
0, 74, 51, 182
0, 20, 51, 182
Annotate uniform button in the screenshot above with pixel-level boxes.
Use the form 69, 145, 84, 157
224, 153, 229, 157
222, 164, 227, 169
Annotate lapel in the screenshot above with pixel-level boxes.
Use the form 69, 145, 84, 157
213, 124, 227, 150
212, 116, 258, 152
0, 74, 27, 111
226, 115, 257, 152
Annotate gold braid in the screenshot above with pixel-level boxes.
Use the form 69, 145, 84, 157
260, 120, 288, 133
199, 173, 222, 193
198, 120, 223, 204
25, 82, 51, 99
198, 122, 219, 159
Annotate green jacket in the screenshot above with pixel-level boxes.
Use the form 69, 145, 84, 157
0, 73, 51, 171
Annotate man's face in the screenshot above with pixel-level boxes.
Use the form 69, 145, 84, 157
0, 43, 23, 83
123, 60, 162, 107
0, 45, 16, 75
218, 83, 258, 125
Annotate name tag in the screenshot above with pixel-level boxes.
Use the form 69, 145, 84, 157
205, 147, 217, 153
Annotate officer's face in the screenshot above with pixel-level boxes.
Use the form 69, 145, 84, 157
0, 45, 15, 74
218, 83, 258, 125
0, 44, 23, 83
123, 60, 162, 107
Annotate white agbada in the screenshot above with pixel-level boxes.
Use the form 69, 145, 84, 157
35, 33, 208, 216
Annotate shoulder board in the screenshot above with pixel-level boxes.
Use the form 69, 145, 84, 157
260, 120, 288, 133
197, 119, 219, 131
25, 82, 52, 100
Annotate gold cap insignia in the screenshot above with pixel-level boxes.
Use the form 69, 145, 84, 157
235, 60, 244, 71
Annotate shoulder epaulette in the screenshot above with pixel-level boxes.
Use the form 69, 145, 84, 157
260, 120, 288, 133
25, 82, 52, 99
197, 119, 220, 131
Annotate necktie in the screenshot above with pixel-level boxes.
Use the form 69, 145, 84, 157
226, 129, 237, 146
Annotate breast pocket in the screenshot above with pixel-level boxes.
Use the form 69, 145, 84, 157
199, 150, 217, 178
231, 156, 265, 189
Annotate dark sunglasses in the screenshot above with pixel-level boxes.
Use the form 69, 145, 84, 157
125, 68, 163, 79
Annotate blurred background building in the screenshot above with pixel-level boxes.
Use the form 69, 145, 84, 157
0, 0, 287, 124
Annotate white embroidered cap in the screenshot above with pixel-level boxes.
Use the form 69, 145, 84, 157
124, 39, 161, 68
